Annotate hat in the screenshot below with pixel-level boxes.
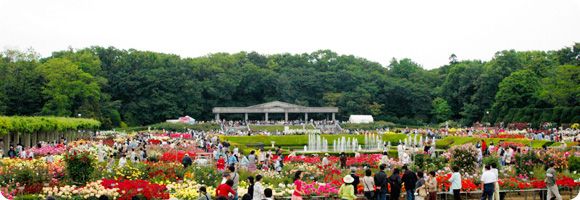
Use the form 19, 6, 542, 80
343, 175, 354, 184
350, 167, 357, 173
324, 153, 330, 156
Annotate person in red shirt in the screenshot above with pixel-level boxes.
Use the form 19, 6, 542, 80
481, 139, 488, 155
216, 179, 236, 199
292, 170, 305, 200
217, 155, 226, 171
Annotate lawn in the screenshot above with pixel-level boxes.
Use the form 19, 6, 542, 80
221, 133, 409, 154
248, 125, 308, 132
434, 136, 568, 149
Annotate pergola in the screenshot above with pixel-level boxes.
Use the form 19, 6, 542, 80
212, 101, 339, 121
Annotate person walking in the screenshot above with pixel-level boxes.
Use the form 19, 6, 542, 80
425, 171, 438, 200
339, 175, 357, 200
449, 166, 462, 200
480, 165, 496, 200
402, 165, 418, 200
362, 169, 376, 200
389, 168, 402, 200
292, 171, 305, 200
374, 164, 389, 200
545, 163, 562, 200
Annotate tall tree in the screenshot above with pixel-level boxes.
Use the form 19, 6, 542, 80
491, 69, 540, 121
37, 58, 101, 117
432, 97, 452, 123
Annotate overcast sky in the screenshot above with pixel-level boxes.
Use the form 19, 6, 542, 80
1, 0, 579, 69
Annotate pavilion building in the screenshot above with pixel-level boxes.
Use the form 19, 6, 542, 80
212, 101, 338, 122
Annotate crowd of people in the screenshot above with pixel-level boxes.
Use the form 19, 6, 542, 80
0, 124, 574, 200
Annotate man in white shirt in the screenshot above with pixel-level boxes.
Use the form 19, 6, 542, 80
253, 175, 265, 200
480, 165, 496, 200
322, 153, 330, 166
118, 154, 127, 168
449, 166, 462, 200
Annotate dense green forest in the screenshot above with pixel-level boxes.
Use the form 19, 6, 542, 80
0, 44, 578, 129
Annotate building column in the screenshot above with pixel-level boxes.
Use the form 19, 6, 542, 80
31, 133, 37, 147
305, 113, 308, 122
23, 134, 30, 148
215, 113, 220, 121
3, 134, 10, 156
332, 113, 336, 121
265, 113, 269, 122
14, 133, 20, 146
284, 112, 289, 122
244, 113, 248, 121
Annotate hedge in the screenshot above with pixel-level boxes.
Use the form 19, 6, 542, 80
0, 116, 100, 136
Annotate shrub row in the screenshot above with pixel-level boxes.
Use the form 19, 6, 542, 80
0, 116, 100, 135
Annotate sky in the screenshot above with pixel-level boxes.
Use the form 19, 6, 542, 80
0, 0, 579, 69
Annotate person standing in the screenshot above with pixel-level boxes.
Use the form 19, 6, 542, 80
118, 154, 127, 168
402, 166, 418, 200
252, 175, 265, 200
247, 176, 255, 199
229, 166, 240, 200
7, 145, 16, 158
490, 163, 499, 200
425, 171, 437, 200
322, 153, 330, 166
480, 165, 496, 200
389, 168, 402, 200
449, 166, 462, 200
227, 151, 238, 167
248, 150, 257, 172
545, 163, 562, 200
340, 152, 347, 169
216, 179, 237, 199
481, 140, 487, 156
362, 169, 376, 200
374, 164, 389, 200
197, 186, 212, 200
217, 155, 226, 171
182, 154, 193, 168
350, 167, 360, 193
380, 151, 390, 166
263, 188, 274, 200
415, 171, 427, 200
339, 175, 357, 200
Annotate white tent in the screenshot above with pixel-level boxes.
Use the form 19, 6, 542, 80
348, 115, 374, 124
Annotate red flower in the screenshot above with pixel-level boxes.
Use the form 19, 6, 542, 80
101, 179, 169, 200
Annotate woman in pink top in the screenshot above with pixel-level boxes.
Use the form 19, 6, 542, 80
292, 170, 305, 200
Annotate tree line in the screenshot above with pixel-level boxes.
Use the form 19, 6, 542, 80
0, 44, 578, 129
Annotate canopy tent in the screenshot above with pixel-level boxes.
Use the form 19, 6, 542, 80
348, 115, 374, 124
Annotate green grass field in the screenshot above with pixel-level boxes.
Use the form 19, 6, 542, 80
222, 133, 573, 155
